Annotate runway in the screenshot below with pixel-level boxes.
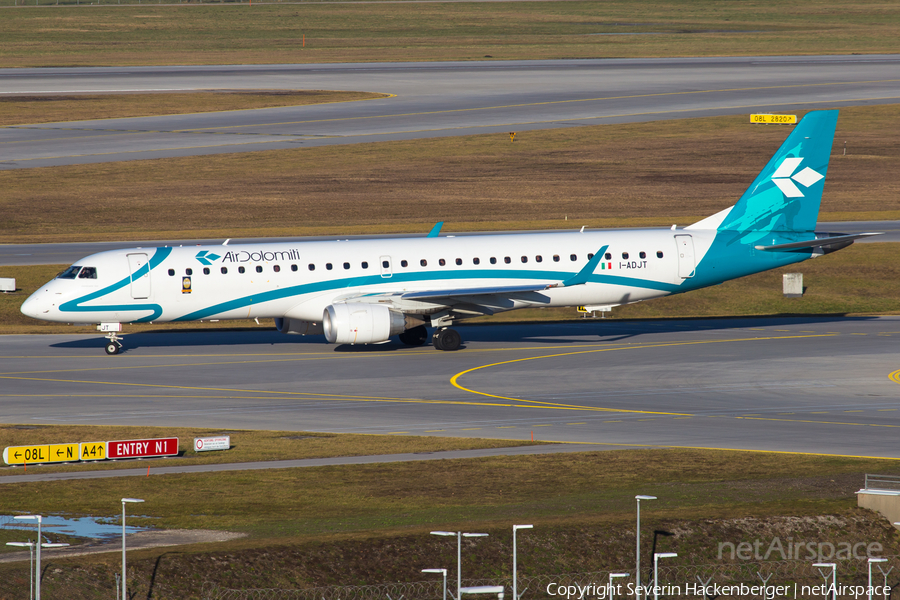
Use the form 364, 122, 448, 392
3, 55, 900, 170
2, 316, 899, 459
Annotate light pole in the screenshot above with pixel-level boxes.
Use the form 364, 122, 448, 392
122, 497, 144, 600
653, 553, 677, 600
635, 495, 656, 600
431, 530, 489, 599
512, 524, 533, 600
14, 515, 42, 600
609, 572, 630, 600
868, 558, 887, 600
813, 562, 837, 600
423, 568, 448, 600
6, 541, 35, 600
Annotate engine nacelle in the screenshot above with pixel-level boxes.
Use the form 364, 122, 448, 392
323, 303, 407, 344
275, 317, 324, 336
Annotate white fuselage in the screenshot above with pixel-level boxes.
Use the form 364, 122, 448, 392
21, 229, 716, 326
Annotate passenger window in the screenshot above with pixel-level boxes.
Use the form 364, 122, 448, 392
203, 267, 210, 275
473, 257, 480, 265
343, 262, 350, 270
639, 251, 646, 259
382, 260, 389, 269
553, 255, 560, 262
455, 258, 462, 266
186, 268, 193, 276
401, 260, 408, 267
221, 267, 228, 274
622, 252, 629, 259
291, 264, 298, 272
504, 257, 511, 264
256, 266, 263, 273
657, 251, 664, 258
490, 257, 497, 264
326, 263, 333, 270
273, 265, 281, 273
570, 254, 577, 261
587, 253, 594, 260
420, 259, 428, 267
78, 267, 97, 279
521, 256, 528, 263
536, 256, 542, 263
605, 253, 612, 260
439, 259, 446, 266
57, 266, 81, 279
168, 269, 175, 277
361, 262, 368, 269
308, 264, 315, 271
238, 266, 245, 274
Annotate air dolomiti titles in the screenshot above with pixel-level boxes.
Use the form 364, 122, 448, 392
2, 437, 179, 465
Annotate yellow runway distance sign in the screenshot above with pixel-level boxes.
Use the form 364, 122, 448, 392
750, 114, 797, 124
3, 445, 51, 465
3, 442, 101, 465
79, 442, 107, 461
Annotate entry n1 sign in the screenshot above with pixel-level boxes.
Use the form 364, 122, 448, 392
194, 436, 230, 452
107, 437, 179, 459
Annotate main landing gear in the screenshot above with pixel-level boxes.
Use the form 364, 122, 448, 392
431, 327, 462, 351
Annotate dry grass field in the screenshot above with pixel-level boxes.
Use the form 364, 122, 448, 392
1, 1, 900, 66
2, 105, 899, 243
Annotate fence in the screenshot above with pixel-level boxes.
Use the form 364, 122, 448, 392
204, 558, 900, 600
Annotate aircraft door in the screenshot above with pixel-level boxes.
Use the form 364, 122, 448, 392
127, 253, 151, 298
380, 256, 393, 278
674, 235, 695, 279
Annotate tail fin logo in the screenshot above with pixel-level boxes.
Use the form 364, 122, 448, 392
770, 157, 824, 198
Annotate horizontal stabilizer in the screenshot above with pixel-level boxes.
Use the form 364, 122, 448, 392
754, 232, 882, 251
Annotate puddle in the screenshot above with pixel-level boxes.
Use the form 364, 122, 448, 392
1, 514, 154, 541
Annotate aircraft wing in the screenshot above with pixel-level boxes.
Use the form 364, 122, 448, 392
401, 283, 551, 301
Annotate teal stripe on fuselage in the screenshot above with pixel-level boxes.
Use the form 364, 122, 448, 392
173, 267, 684, 322
59, 247, 172, 322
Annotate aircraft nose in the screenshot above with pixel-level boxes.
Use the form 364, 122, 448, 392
20, 291, 48, 319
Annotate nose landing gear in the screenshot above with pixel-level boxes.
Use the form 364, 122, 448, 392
99, 323, 123, 355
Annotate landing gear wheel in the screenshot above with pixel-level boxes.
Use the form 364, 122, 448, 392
432, 327, 461, 351
105, 342, 120, 355
399, 325, 429, 346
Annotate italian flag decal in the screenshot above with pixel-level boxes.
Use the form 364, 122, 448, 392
600, 262, 613, 270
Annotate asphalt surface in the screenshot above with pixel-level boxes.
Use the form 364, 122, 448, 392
2, 317, 899, 459
0, 221, 895, 267
3, 56, 900, 169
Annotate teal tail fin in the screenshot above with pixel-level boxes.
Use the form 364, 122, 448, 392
717, 110, 838, 234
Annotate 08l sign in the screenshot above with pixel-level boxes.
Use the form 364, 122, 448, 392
107, 438, 178, 460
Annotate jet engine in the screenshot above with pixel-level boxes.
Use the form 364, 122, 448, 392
275, 317, 324, 336
323, 303, 407, 344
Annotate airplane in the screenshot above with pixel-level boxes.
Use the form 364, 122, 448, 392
21, 110, 880, 355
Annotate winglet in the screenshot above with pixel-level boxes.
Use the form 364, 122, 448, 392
427, 222, 444, 238
558, 245, 609, 287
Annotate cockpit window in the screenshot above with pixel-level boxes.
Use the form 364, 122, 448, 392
57, 266, 81, 279
78, 267, 97, 279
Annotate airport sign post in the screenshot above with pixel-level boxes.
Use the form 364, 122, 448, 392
122, 498, 145, 600
750, 114, 797, 124
635, 496, 657, 600
15, 516, 42, 600
194, 436, 230, 452
3, 443, 78, 466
